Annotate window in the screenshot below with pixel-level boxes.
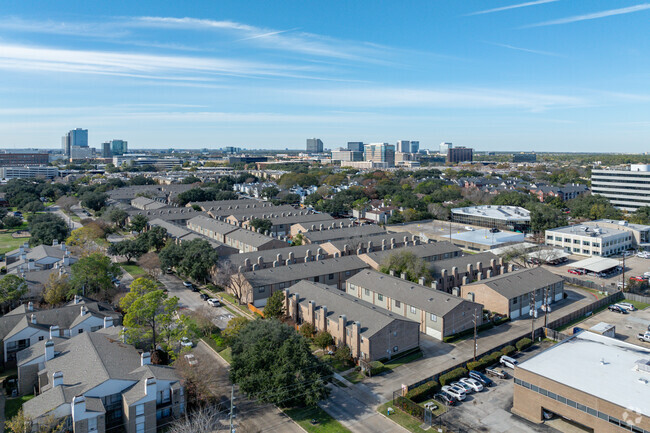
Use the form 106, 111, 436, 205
377, 294, 383, 301
430, 314, 437, 322
345, 271, 351, 276
78, 329, 84, 334
597, 411, 608, 421
513, 297, 518, 304
395, 300, 401, 308
91, 326, 102, 332
257, 287, 266, 293
566, 399, 577, 408
393, 346, 398, 352
329, 273, 334, 280
136, 404, 144, 415
136, 416, 145, 433
88, 418, 97, 432
410, 306, 416, 314
314, 276, 319, 283
38, 336, 44, 341
364, 288, 370, 296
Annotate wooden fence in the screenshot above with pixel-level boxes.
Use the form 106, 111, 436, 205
624, 292, 650, 305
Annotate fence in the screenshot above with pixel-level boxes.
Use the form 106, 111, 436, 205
247, 303, 265, 317
543, 327, 573, 342
561, 275, 618, 294
624, 292, 650, 304
545, 291, 623, 330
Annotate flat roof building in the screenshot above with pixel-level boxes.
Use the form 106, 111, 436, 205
0, 152, 49, 166
451, 205, 531, 233
447, 146, 473, 163
591, 164, 650, 211
442, 228, 526, 252
513, 331, 650, 433
0, 166, 58, 180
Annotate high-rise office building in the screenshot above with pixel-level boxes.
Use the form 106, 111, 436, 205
347, 142, 364, 152
447, 147, 473, 163
364, 143, 395, 167
332, 149, 363, 162
591, 164, 650, 211
410, 141, 420, 153
101, 142, 112, 158
440, 142, 452, 154
306, 138, 324, 153
396, 140, 411, 153
62, 128, 88, 156
109, 139, 128, 156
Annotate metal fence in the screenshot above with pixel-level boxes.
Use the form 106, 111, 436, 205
561, 275, 618, 294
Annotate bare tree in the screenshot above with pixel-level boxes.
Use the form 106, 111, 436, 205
188, 307, 219, 337
168, 405, 229, 433
138, 252, 162, 279
55, 196, 78, 214
497, 245, 531, 269
175, 351, 225, 407
213, 263, 249, 304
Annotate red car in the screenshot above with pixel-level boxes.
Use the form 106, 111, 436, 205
568, 269, 579, 275
630, 276, 647, 282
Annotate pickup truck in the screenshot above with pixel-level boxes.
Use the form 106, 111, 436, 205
638, 332, 650, 343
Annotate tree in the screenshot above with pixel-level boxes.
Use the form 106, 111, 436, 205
0, 275, 27, 312
313, 331, 334, 351
69, 252, 121, 300
66, 223, 105, 255
379, 250, 431, 283
120, 277, 180, 349
159, 242, 184, 271
214, 263, 248, 304
334, 344, 352, 362
261, 186, 280, 200
129, 214, 149, 233
28, 214, 70, 246
168, 406, 229, 433
22, 200, 45, 214
263, 290, 285, 319
138, 252, 161, 279
529, 203, 567, 233
188, 307, 220, 337
2, 215, 22, 229
230, 319, 330, 407
6, 409, 67, 433
629, 206, 650, 225
141, 226, 167, 251
291, 233, 303, 246
159, 239, 219, 282
222, 316, 249, 344
55, 195, 78, 214
43, 272, 70, 305
80, 191, 107, 212
299, 322, 315, 339
108, 239, 148, 264
249, 218, 272, 233
106, 207, 128, 227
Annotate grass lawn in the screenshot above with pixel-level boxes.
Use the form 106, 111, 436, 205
5, 395, 34, 422
383, 350, 423, 371
319, 354, 354, 373
120, 264, 147, 278
218, 346, 233, 364
377, 401, 430, 433
624, 298, 650, 310
218, 292, 253, 316
284, 406, 352, 433
343, 370, 366, 384
0, 232, 29, 256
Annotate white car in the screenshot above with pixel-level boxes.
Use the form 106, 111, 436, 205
460, 377, 484, 392
500, 355, 518, 369
617, 302, 636, 312
636, 252, 650, 258
441, 385, 466, 401
451, 381, 473, 394
179, 337, 194, 348
207, 298, 221, 307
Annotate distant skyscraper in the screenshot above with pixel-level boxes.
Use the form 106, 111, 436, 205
109, 139, 128, 156
332, 149, 363, 162
440, 142, 452, 154
347, 142, 364, 152
306, 138, 324, 153
101, 142, 112, 158
410, 141, 420, 153
364, 143, 395, 167
396, 140, 411, 153
447, 147, 473, 163
62, 128, 88, 156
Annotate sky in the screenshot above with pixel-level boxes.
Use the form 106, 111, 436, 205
0, 1, 649, 152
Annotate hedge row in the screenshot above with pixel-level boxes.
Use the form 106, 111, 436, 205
405, 380, 440, 403
439, 367, 468, 386
466, 351, 501, 372
369, 361, 385, 376
395, 396, 424, 419
516, 337, 532, 352
501, 345, 516, 357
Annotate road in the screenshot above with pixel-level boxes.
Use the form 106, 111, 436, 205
194, 341, 304, 433
48, 205, 82, 230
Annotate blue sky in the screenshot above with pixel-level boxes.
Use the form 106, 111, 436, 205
0, 1, 649, 152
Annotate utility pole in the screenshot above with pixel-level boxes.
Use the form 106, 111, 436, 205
229, 385, 235, 433
543, 287, 549, 329
473, 308, 478, 361
621, 255, 626, 292
529, 293, 535, 342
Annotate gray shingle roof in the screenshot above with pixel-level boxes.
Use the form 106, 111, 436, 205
287, 280, 417, 338
430, 252, 498, 277
465, 266, 564, 299
302, 225, 386, 243
347, 270, 472, 316
361, 242, 461, 267
220, 244, 324, 268
187, 215, 239, 236
243, 256, 369, 287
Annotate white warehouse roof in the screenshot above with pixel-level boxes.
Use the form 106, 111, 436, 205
451, 205, 530, 222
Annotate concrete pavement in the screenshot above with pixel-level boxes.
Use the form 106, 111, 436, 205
49, 205, 82, 230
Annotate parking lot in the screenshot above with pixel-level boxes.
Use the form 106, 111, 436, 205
544, 255, 650, 290
439, 341, 559, 433
573, 302, 650, 346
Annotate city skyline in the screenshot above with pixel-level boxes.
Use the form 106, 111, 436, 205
0, 1, 649, 151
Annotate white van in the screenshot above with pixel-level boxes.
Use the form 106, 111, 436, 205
500, 355, 518, 369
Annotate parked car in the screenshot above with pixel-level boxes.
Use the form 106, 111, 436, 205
111, 278, 121, 288
636, 252, 650, 258
623, 251, 633, 257
441, 385, 466, 401
630, 276, 647, 282
485, 367, 507, 379
637, 332, 650, 343
166, 267, 173, 274
469, 370, 494, 387
179, 337, 194, 348
617, 302, 636, 311
207, 298, 221, 307
567, 269, 579, 275
460, 377, 484, 392
199, 293, 209, 301
451, 381, 473, 394
183, 281, 193, 288
608, 304, 628, 314
433, 392, 457, 406
500, 355, 518, 369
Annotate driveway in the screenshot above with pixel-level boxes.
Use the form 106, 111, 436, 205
48, 205, 82, 230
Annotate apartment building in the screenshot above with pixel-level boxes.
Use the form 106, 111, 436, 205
544, 219, 650, 257
241, 212, 334, 237
460, 267, 564, 319
591, 164, 650, 211
283, 281, 420, 361
234, 256, 369, 307
357, 242, 462, 271
21, 326, 183, 433
130, 197, 168, 211
319, 233, 416, 257
300, 224, 386, 244
186, 215, 286, 252
346, 270, 483, 340
147, 219, 238, 255
429, 252, 502, 292
513, 331, 650, 433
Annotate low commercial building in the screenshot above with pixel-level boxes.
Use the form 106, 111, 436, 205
346, 270, 483, 340
430, 252, 502, 293
451, 205, 530, 233
300, 225, 386, 244
283, 281, 420, 361
234, 256, 369, 307
20, 326, 184, 433
357, 242, 462, 271
0, 152, 49, 166
442, 228, 526, 252
0, 166, 58, 180
513, 331, 650, 433
460, 267, 564, 319
544, 219, 650, 256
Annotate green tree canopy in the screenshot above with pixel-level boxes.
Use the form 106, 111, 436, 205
263, 290, 285, 319
313, 331, 334, 350
108, 239, 149, 263
379, 250, 431, 283
28, 213, 70, 246
69, 252, 121, 300
159, 239, 219, 282
129, 214, 149, 233
249, 218, 272, 233
0, 275, 27, 311
230, 319, 330, 407
80, 191, 108, 211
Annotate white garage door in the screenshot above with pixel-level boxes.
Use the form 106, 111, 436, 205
426, 327, 442, 340
555, 293, 563, 301
511, 309, 520, 319
253, 299, 267, 308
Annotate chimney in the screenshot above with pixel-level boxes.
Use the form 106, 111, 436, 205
52, 239, 59, 247
338, 315, 347, 345
308, 300, 315, 324
389, 270, 395, 277
53, 371, 63, 387
72, 395, 86, 422
418, 277, 426, 285
321, 306, 328, 331
73, 295, 81, 304
50, 325, 59, 339
45, 339, 55, 361
27, 259, 36, 271
31, 314, 37, 324
452, 287, 460, 297
141, 352, 151, 366
60, 242, 66, 252
400, 272, 407, 280
20, 252, 26, 262
27, 301, 34, 312
462, 276, 468, 285
104, 316, 113, 328
292, 293, 299, 318
145, 377, 156, 396
80, 306, 87, 316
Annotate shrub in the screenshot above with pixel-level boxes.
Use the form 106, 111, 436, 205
467, 351, 502, 371
439, 367, 468, 386
501, 345, 516, 357
368, 361, 385, 376
405, 380, 439, 403
299, 322, 315, 339
515, 337, 533, 352
395, 396, 424, 419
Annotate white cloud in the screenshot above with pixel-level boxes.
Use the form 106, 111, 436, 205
467, 0, 559, 16
525, 4, 650, 27
485, 42, 564, 57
